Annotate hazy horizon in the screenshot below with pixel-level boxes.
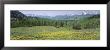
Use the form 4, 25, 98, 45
19, 10, 100, 17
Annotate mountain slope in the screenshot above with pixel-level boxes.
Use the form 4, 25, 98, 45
51, 14, 99, 20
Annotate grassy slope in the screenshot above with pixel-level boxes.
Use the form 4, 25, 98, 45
11, 26, 100, 40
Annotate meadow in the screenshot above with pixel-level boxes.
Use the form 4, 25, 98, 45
11, 26, 100, 40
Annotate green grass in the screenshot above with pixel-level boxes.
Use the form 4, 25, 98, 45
11, 26, 100, 40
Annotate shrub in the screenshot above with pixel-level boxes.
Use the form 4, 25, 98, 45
72, 23, 81, 30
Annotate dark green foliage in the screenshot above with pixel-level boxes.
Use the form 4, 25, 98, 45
80, 16, 100, 29
72, 23, 81, 30
88, 14, 100, 19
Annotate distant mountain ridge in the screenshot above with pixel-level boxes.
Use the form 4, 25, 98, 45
49, 14, 99, 20
11, 10, 100, 20
28, 14, 99, 20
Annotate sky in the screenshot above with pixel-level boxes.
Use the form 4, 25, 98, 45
19, 10, 100, 17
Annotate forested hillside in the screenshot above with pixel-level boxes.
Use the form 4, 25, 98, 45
11, 10, 100, 29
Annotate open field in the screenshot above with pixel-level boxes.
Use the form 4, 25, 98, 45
11, 26, 100, 40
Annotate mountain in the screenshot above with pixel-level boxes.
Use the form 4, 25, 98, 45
12, 10, 99, 21
34, 15, 52, 19
27, 14, 100, 20
51, 14, 99, 20
11, 10, 26, 18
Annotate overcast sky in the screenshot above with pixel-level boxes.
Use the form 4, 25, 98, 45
19, 10, 100, 17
